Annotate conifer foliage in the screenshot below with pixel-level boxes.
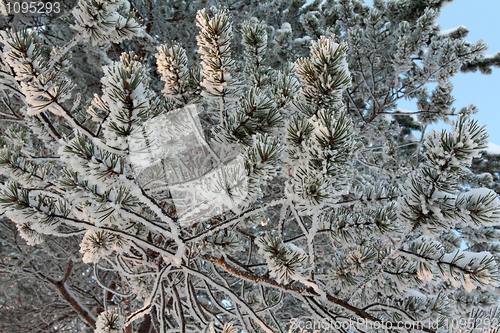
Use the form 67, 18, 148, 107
1, 0, 500, 332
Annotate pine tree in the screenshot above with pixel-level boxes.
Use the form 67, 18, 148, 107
1, 0, 500, 332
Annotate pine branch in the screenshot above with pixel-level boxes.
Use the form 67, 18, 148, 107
201, 254, 438, 333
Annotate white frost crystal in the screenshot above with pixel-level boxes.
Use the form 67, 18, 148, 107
95, 309, 125, 333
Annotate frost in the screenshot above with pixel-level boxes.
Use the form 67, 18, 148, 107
156, 44, 190, 101
280, 22, 291, 31
462, 274, 475, 293
440, 0, 452, 8
196, 8, 235, 99
0, 1, 6, 16
0, 1, 499, 330
209, 322, 238, 333
294, 36, 312, 45
71, 0, 143, 45
257, 234, 307, 284
130, 105, 251, 226
95, 309, 125, 333
456, 188, 500, 227
79, 230, 129, 264
417, 268, 434, 282
486, 142, 500, 154
439, 25, 467, 36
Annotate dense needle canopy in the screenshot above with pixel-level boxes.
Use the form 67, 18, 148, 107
0, 0, 500, 332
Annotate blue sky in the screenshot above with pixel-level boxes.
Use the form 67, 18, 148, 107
437, 0, 500, 149
359, 0, 500, 151
396, 0, 500, 151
